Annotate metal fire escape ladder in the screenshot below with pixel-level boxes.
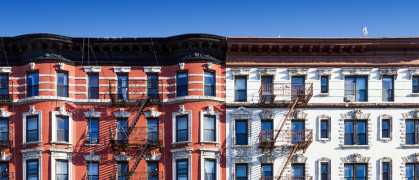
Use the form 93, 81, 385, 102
126, 98, 150, 137
277, 144, 299, 180
273, 97, 300, 142
129, 141, 150, 178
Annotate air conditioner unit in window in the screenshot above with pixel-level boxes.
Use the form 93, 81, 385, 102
344, 95, 355, 102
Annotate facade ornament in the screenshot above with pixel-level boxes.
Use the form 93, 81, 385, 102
21, 148, 43, 159
0, 108, 11, 118
113, 108, 131, 118
379, 68, 398, 79
291, 154, 308, 163
144, 66, 161, 73
114, 152, 131, 161
287, 68, 309, 79
409, 68, 419, 79
319, 114, 330, 119
290, 109, 307, 120
317, 68, 333, 80
318, 157, 331, 161
144, 151, 161, 161
179, 62, 185, 70
231, 106, 252, 119
341, 109, 370, 120
113, 67, 131, 73
0, 67, 11, 73
207, 62, 212, 69
178, 105, 187, 115
257, 68, 276, 80
231, 68, 251, 79
380, 156, 392, 162
0, 152, 11, 161
84, 108, 101, 118
258, 154, 275, 163
29, 62, 35, 70
341, 68, 372, 79
403, 109, 419, 119
28, 105, 37, 115
59, 62, 65, 70
84, 66, 101, 73
341, 153, 370, 163
84, 152, 101, 161
259, 109, 275, 120
207, 105, 215, 115
58, 106, 66, 115
144, 108, 161, 118
402, 153, 419, 163
380, 114, 392, 120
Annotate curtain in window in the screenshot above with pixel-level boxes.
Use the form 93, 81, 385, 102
205, 160, 215, 180
56, 161, 68, 180
204, 116, 215, 141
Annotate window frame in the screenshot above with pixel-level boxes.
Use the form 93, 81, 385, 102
117, 74, 129, 100
87, 161, 99, 180
235, 163, 248, 180
413, 76, 419, 93
176, 159, 188, 180
320, 119, 329, 139
204, 115, 216, 142
56, 116, 69, 142
147, 118, 159, 142
56, 71, 69, 97
147, 161, 159, 179
27, 159, 39, 180
176, 115, 188, 142
320, 75, 329, 94
204, 159, 216, 180
87, 118, 99, 144
0, 118, 9, 142
344, 120, 368, 145
204, 71, 215, 96
56, 160, 69, 180
382, 75, 394, 102
0, 74, 9, 100
261, 163, 273, 178
0, 162, 8, 179
382, 119, 390, 139
176, 71, 188, 97
344, 76, 368, 102
26, 116, 39, 143
406, 163, 418, 180
147, 73, 159, 99
87, 73, 99, 99
344, 164, 368, 180
117, 161, 129, 179
382, 162, 390, 180
235, 76, 247, 102
27, 71, 39, 97
235, 120, 248, 145
405, 120, 419, 145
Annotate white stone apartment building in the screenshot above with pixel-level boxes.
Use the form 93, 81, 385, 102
225, 37, 419, 180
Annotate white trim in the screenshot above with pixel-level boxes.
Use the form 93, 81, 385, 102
113, 108, 131, 118
144, 108, 161, 118
84, 66, 101, 73
113, 67, 131, 73
318, 157, 331, 180
0, 67, 11, 73
51, 106, 73, 146
200, 105, 220, 145
341, 67, 372, 80
172, 105, 192, 145
50, 148, 73, 180
200, 148, 221, 180
22, 105, 42, 146
379, 157, 392, 180
288, 68, 309, 79
171, 147, 193, 180
0, 108, 11, 118
379, 114, 392, 142
144, 66, 161, 73
21, 148, 43, 180
318, 114, 331, 142
84, 108, 101, 118
230, 107, 252, 146
84, 152, 101, 161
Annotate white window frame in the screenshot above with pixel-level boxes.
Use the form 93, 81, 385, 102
171, 147, 193, 180
230, 107, 252, 147
340, 110, 372, 148
55, 71, 69, 98
22, 105, 42, 146
318, 157, 331, 180
84, 108, 101, 145
379, 157, 392, 180
172, 105, 192, 145
21, 148, 43, 180
50, 148, 73, 180
318, 115, 331, 142
200, 148, 221, 180
200, 105, 220, 145
379, 114, 392, 142
51, 106, 73, 146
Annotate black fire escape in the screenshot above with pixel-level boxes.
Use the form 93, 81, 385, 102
0, 79, 14, 180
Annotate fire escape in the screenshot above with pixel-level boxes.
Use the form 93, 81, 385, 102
258, 83, 313, 180
108, 79, 164, 180
0, 80, 14, 180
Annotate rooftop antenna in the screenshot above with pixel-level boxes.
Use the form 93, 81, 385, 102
363, 26, 368, 37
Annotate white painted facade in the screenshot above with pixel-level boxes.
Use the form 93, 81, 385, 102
226, 67, 419, 180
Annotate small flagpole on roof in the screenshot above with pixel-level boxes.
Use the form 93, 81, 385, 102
363, 26, 368, 37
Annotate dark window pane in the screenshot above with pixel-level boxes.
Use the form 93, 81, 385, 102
356, 165, 366, 178
344, 122, 353, 145
176, 116, 188, 142
236, 165, 247, 179
204, 116, 216, 141
27, 73, 39, 97
321, 76, 328, 93
177, 160, 188, 180
261, 164, 272, 177
204, 72, 215, 96
88, 74, 99, 99
357, 122, 366, 145
413, 77, 419, 93
147, 162, 159, 179
117, 75, 128, 99
236, 121, 247, 145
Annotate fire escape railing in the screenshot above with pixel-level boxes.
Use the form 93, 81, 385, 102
0, 127, 13, 151
108, 79, 163, 106
261, 176, 313, 180
0, 80, 14, 105
109, 126, 163, 147
259, 83, 313, 104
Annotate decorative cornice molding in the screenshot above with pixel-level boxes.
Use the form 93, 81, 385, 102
207, 62, 212, 69
257, 68, 276, 80
318, 157, 331, 162
291, 154, 308, 163
319, 114, 330, 119
84, 66, 101, 73
0, 108, 11, 118
317, 68, 333, 80
231, 106, 252, 119
0, 67, 11, 73
402, 153, 419, 163
341, 67, 372, 79
179, 62, 185, 70
379, 68, 398, 79
290, 109, 307, 120
28, 105, 38, 115
144, 66, 161, 73
114, 152, 131, 161
84, 152, 101, 161
58, 62, 65, 70
113, 66, 131, 73
341, 109, 370, 120
258, 154, 275, 163
177, 105, 188, 115
380, 156, 392, 162
409, 68, 419, 80
113, 108, 131, 118
403, 109, 419, 119
259, 109, 275, 120
231, 68, 251, 79
56, 106, 70, 116
380, 114, 392, 120
288, 68, 309, 79
84, 108, 101, 118
29, 62, 35, 70
144, 151, 161, 161
341, 153, 370, 163
144, 107, 161, 118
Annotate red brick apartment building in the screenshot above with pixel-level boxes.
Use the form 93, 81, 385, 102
0, 34, 226, 180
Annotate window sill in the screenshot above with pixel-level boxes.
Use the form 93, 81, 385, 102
200, 141, 220, 146
319, 93, 329, 96
22, 141, 42, 147
340, 144, 370, 149
319, 138, 331, 143
172, 141, 192, 147
232, 145, 252, 148
380, 138, 392, 143
410, 93, 419, 96
85, 143, 101, 147
402, 144, 419, 148
50, 141, 72, 147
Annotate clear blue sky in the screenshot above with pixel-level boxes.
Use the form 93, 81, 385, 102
1, 0, 418, 38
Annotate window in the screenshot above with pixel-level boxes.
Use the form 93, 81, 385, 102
0, 74, 9, 100
57, 116, 69, 142
117, 162, 129, 180
204, 72, 215, 96
235, 120, 248, 145
261, 120, 273, 142
87, 162, 99, 180
235, 77, 246, 102
88, 74, 99, 99
27, 116, 38, 142
382, 162, 390, 180
0, 118, 8, 143
406, 164, 419, 180
56, 160, 68, 180
382, 119, 390, 138
177, 72, 188, 97
321, 163, 329, 180
27, 160, 38, 180
382, 76, 394, 101
406, 120, 419, 145
291, 77, 305, 98
344, 121, 367, 145
344, 77, 367, 102
204, 116, 216, 142
413, 76, 419, 93
27, 72, 39, 97
176, 160, 188, 180
292, 164, 305, 178
291, 121, 305, 144
344, 164, 367, 180
87, 118, 99, 144
261, 76, 273, 102
261, 164, 273, 178
147, 161, 159, 180
321, 119, 329, 139
0, 162, 9, 179
321, 76, 329, 93
147, 118, 159, 142
57, 72, 68, 97
204, 159, 216, 180
117, 118, 128, 143
176, 116, 188, 142
117, 74, 128, 99
147, 74, 159, 99
235, 164, 247, 180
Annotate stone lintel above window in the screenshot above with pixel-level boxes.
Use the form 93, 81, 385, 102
288, 68, 309, 79
113, 66, 131, 73
317, 68, 333, 80
379, 68, 398, 79
341, 67, 372, 79
84, 66, 101, 73
257, 68, 276, 80
231, 68, 250, 79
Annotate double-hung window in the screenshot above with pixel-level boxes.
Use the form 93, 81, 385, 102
87, 162, 99, 180
27, 116, 39, 142
382, 76, 394, 101
261, 164, 273, 178
87, 118, 99, 144
0, 162, 8, 179
235, 120, 248, 145
176, 160, 188, 180
88, 74, 99, 99
321, 76, 329, 93
0, 118, 8, 143
321, 162, 329, 180
204, 72, 215, 96
147, 74, 159, 99
413, 76, 419, 93
344, 120, 367, 145
147, 118, 159, 142
147, 161, 159, 180
117, 162, 129, 180
406, 164, 418, 180
204, 116, 216, 142
344, 77, 367, 102
117, 118, 128, 143
382, 119, 390, 139
382, 162, 390, 180
235, 77, 246, 102
177, 72, 188, 97
176, 116, 188, 142
344, 164, 367, 180
0, 74, 9, 100
27, 160, 39, 180
204, 159, 216, 180
235, 164, 247, 180
27, 72, 39, 97
57, 116, 69, 142
57, 72, 68, 97
56, 160, 68, 180
406, 120, 419, 145
117, 74, 128, 99
321, 119, 329, 139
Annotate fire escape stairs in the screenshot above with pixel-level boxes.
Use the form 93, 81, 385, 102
126, 98, 150, 137
129, 141, 150, 179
